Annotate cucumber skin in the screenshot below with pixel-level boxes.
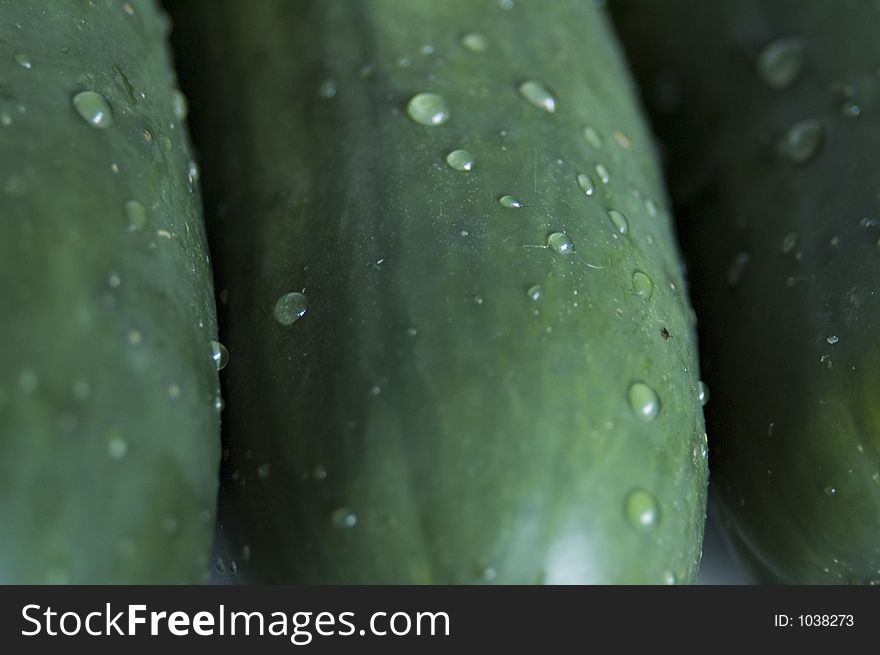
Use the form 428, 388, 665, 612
174, 0, 707, 584
0, 0, 220, 583
613, 0, 880, 583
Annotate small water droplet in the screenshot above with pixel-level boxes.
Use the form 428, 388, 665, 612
162, 516, 179, 535
499, 0, 514, 8
527, 284, 543, 301
210, 340, 229, 371
108, 437, 128, 459
824, 485, 837, 496
628, 382, 659, 422
781, 232, 799, 254
18, 368, 38, 393
171, 90, 188, 120
663, 571, 677, 585
576, 173, 595, 196
698, 381, 709, 406
608, 209, 628, 235
14, 53, 33, 69
826, 335, 839, 345
498, 194, 523, 208
518, 80, 556, 112
757, 38, 805, 89
481, 567, 497, 581
446, 149, 474, 171
124, 200, 148, 232
318, 78, 337, 99
241, 545, 252, 561
726, 252, 750, 287
777, 120, 823, 163
274, 291, 308, 326
461, 32, 489, 53
72, 91, 113, 128
406, 92, 450, 126
595, 163, 610, 184
313, 465, 327, 480
631, 271, 654, 300
72, 379, 91, 401
546, 232, 573, 254
0, 112, 11, 127
188, 160, 199, 184
257, 463, 271, 480
625, 488, 659, 530
332, 507, 357, 529
583, 126, 603, 148
168, 383, 181, 399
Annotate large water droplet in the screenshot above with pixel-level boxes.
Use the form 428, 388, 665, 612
274, 292, 308, 326
625, 488, 659, 530
608, 209, 628, 235
576, 173, 595, 196
72, 91, 113, 128
628, 382, 659, 422
698, 381, 709, 406
331, 507, 357, 529
498, 194, 523, 208
14, 53, 33, 69
406, 92, 450, 126
210, 340, 229, 371
461, 32, 489, 53
446, 149, 474, 171
518, 80, 556, 112
631, 271, 654, 300
757, 38, 805, 89
527, 284, 543, 301
777, 120, 823, 163
125, 200, 147, 231
547, 232, 573, 254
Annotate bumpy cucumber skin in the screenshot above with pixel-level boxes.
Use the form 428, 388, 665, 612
0, 0, 220, 583
174, 0, 707, 584
613, 0, 880, 583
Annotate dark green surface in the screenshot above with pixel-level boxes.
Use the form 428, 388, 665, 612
613, 0, 880, 583
0, 0, 220, 583
174, 0, 707, 583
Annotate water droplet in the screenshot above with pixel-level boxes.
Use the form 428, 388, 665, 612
498, 195, 523, 208
518, 80, 556, 112
824, 485, 837, 496
826, 335, 839, 345
446, 149, 474, 171
781, 232, 799, 254
168, 383, 181, 399
241, 545, 252, 561
274, 291, 308, 325
331, 507, 357, 529
631, 271, 653, 300
14, 53, 32, 69
318, 78, 337, 99
257, 463, 271, 480
726, 252, 750, 287
123, 200, 148, 233
188, 160, 199, 184
625, 488, 659, 530
527, 284, 543, 301
628, 382, 659, 422
757, 39, 805, 89
595, 163, 610, 184
108, 437, 128, 459
72, 379, 91, 401
499, 0, 514, 8
72, 91, 113, 128
0, 112, 11, 127
313, 465, 328, 481
608, 209, 628, 235
583, 126, 603, 148
698, 381, 710, 406
171, 90, 188, 120
546, 232, 573, 254
127, 329, 143, 345
461, 32, 489, 53
210, 340, 229, 371
18, 368, 38, 393
406, 92, 450, 126
576, 172, 595, 196
777, 120, 823, 164
481, 567, 497, 582
663, 571, 677, 585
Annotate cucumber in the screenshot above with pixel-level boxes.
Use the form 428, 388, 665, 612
172, 0, 707, 583
0, 0, 220, 583
612, 0, 880, 583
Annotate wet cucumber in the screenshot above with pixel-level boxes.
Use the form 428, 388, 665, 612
0, 0, 220, 583
613, 0, 880, 582
173, 0, 707, 583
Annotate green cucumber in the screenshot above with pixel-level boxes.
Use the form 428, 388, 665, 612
613, 0, 880, 583
0, 0, 220, 583
173, 0, 707, 583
